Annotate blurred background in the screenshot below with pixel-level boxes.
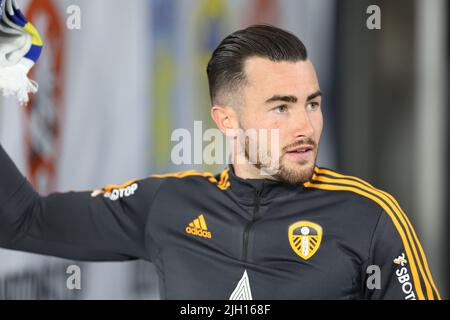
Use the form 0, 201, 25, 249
0, 0, 447, 299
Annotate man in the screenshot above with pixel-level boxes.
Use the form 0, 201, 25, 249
0, 24, 441, 299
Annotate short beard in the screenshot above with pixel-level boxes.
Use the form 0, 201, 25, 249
240, 127, 318, 185
271, 155, 317, 184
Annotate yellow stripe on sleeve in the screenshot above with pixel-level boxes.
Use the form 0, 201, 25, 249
304, 180, 427, 299
313, 167, 441, 299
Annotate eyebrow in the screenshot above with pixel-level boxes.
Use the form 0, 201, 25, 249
265, 90, 322, 104
307, 90, 322, 101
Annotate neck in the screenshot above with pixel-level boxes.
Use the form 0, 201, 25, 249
229, 139, 278, 181
232, 162, 278, 181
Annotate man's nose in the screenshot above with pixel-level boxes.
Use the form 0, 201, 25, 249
291, 110, 314, 138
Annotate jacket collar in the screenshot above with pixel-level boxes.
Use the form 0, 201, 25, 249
225, 165, 304, 204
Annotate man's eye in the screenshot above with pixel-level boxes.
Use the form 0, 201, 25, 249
274, 105, 288, 113
306, 102, 320, 110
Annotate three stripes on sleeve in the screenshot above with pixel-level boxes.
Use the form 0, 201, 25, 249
305, 167, 441, 300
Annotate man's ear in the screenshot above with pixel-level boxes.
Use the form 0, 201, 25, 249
211, 105, 239, 137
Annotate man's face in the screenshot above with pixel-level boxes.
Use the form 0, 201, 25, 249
237, 57, 323, 184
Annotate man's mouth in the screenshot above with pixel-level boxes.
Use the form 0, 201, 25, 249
284, 144, 314, 162
286, 145, 314, 154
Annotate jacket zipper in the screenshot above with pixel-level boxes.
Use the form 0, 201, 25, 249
242, 189, 262, 261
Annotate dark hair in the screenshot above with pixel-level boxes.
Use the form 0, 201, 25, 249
207, 24, 308, 106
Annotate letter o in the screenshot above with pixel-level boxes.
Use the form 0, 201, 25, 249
402, 282, 413, 294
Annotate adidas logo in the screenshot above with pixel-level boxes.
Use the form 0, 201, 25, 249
186, 214, 212, 239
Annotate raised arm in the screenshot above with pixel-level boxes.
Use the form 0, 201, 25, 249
0, 144, 163, 261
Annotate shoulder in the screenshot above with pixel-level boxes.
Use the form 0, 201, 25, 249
304, 165, 404, 217
91, 167, 229, 200
149, 167, 231, 190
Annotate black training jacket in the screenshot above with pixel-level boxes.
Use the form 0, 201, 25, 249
0, 144, 441, 299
